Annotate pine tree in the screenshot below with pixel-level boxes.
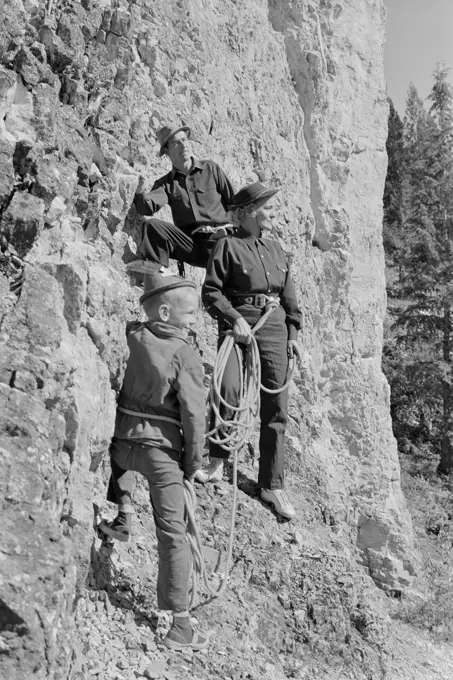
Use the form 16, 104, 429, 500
399, 98, 440, 309
427, 64, 453, 472
383, 99, 404, 261
384, 87, 437, 444
402, 83, 425, 149
385, 70, 453, 469
383, 79, 453, 457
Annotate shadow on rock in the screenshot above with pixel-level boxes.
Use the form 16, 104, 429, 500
87, 526, 157, 632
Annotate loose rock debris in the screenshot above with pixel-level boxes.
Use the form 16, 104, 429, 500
69, 460, 390, 680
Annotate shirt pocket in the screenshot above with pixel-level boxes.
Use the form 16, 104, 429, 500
195, 184, 218, 208
230, 262, 256, 292
275, 262, 288, 288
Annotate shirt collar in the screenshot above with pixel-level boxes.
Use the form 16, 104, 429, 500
236, 227, 271, 251
146, 321, 189, 343
171, 157, 202, 178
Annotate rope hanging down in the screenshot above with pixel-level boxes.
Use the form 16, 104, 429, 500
185, 299, 295, 605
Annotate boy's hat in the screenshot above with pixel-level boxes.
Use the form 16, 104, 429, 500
157, 124, 191, 157
229, 181, 280, 210
139, 267, 196, 305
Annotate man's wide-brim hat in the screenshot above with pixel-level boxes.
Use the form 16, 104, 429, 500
157, 124, 191, 157
229, 181, 280, 210
139, 267, 196, 305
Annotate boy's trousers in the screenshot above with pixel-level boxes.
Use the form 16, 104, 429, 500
107, 438, 191, 613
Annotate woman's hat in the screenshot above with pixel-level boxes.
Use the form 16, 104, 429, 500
139, 267, 197, 305
229, 181, 280, 210
156, 124, 191, 157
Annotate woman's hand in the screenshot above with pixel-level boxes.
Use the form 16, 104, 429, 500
287, 340, 303, 361
233, 318, 253, 344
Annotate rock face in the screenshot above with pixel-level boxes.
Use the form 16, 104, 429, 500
0, 0, 415, 679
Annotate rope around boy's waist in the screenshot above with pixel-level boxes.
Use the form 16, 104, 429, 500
117, 406, 181, 427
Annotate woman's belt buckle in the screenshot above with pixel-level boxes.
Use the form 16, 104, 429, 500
255, 294, 267, 308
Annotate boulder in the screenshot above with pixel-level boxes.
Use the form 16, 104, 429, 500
0, 192, 45, 258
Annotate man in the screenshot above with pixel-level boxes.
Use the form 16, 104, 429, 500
131, 124, 235, 270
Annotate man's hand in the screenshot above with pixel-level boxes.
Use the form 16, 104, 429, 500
233, 318, 252, 344
212, 226, 229, 240
287, 340, 303, 362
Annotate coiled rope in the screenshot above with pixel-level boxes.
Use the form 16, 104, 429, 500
185, 299, 295, 605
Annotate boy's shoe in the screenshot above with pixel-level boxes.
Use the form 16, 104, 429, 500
194, 459, 224, 484
99, 512, 132, 542
163, 616, 209, 651
260, 488, 295, 519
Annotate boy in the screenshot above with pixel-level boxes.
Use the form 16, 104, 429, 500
100, 269, 208, 651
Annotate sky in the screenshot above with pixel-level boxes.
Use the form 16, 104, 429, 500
384, 0, 453, 116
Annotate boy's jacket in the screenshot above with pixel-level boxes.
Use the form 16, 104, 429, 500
114, 320, 205, 477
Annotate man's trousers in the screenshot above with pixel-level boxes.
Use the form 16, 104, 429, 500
137, 217, 224, 268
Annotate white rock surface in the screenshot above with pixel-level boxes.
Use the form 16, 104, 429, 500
0, 0, 416, 678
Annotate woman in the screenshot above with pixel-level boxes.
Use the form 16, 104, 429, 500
199, 181, 302, 519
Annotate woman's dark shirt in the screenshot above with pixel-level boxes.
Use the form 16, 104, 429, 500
202, 229, 301, 340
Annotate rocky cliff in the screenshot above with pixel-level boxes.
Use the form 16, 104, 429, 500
0, 1, 416, 679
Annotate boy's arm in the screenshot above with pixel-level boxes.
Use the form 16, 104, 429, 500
174, 350, 206, 478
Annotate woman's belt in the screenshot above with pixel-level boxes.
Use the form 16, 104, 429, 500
229, 293, 280, 309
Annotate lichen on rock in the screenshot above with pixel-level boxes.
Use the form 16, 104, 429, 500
0, 0, 415, 679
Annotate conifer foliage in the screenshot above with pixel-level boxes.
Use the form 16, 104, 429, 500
383, 99, 403, 256
383, 66, 453, 472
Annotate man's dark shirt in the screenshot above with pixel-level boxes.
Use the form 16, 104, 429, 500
133, 159, 235, 233
202, 229, 302, 340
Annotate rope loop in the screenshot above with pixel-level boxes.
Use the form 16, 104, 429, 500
185, 298, 295, 604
